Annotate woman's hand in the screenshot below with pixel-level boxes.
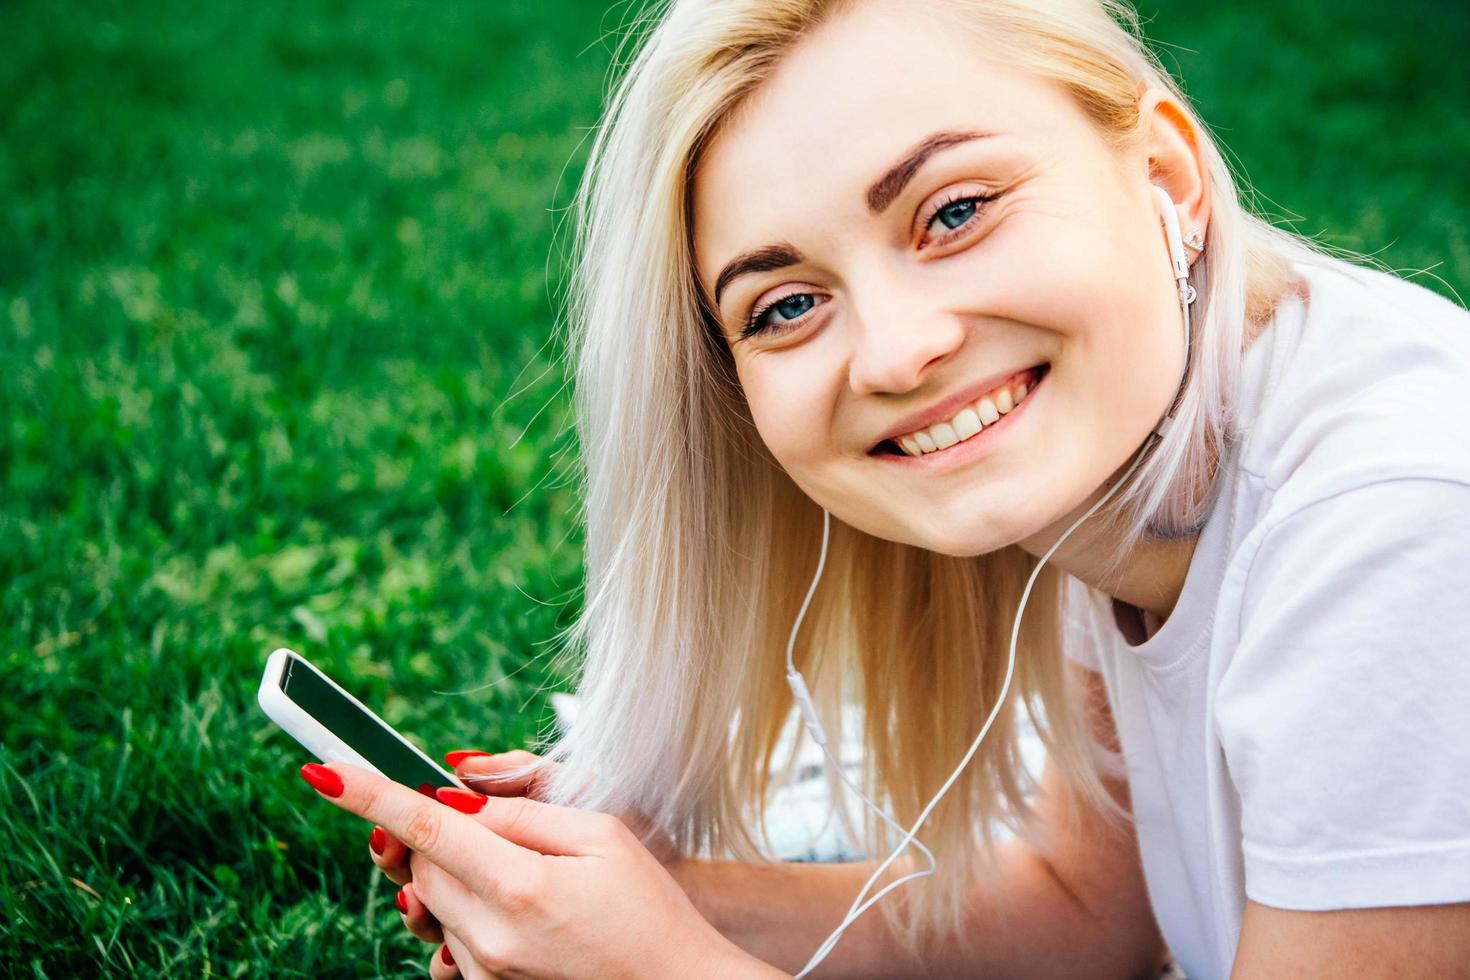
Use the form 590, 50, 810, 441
369, 750, 696, 955
302, 761, 785, 979
370, 750, 679, 888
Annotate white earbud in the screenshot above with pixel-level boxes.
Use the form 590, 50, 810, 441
1147, 186, 1198, 439
1152, 182, 1199, 307
1153, 185, 1191, 285
786, 187, 1201, 977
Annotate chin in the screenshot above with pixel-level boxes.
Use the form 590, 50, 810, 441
925, 528, 1020, 558
871, 512, 1025, 558
899, 490, 1066, 557
818, 465, 1071, 556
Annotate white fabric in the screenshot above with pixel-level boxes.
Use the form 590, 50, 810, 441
1063, 259, 1470, 979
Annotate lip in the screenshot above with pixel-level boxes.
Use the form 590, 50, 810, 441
869, 367, 1047, 472
868, 362, 1049, 452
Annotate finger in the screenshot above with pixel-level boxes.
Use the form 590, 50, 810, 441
449, 759, 671, 865
428, 937, 461, 980
397, 882, 445, 945
435, 786, 629, 858
452, 751, 556, 800
450, 756, 675, 865
300, 762, 535, 900
369, 825, 413, 886
410, 857, 505, 972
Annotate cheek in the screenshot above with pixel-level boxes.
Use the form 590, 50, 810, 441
985, 205, 1149, 332
740, 357, 835, 468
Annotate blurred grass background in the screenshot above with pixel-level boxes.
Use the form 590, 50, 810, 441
2, 0, 1466, 975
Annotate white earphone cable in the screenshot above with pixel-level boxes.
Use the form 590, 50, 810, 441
786, 192, 1195, 977
784, 509, 941, 896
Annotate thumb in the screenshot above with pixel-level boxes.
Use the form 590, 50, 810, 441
447, 759, 679, 867
448, 792, 625, 858
451, 750, 557, 800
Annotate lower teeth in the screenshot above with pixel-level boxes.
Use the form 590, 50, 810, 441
898, 366, 1046, 457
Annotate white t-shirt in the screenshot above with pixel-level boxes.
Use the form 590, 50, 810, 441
1062, 258, 1470, 979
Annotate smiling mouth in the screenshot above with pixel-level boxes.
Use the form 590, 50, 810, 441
870, 363, 1050, 457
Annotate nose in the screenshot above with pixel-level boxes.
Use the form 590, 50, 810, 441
845, 278, 966, 396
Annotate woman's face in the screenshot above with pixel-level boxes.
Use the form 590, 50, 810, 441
691, 2, 1193, 556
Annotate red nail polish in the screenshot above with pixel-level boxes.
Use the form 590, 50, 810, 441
396, 889, 409, 915
369, 827, 386, 856
435, 787, 487, 814
299, 763, 344, 798
440, 945, 455, 966
416, 783, 436, 798
444, 750, 493, 767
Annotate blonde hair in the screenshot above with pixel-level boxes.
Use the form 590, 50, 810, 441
528, 0, 1348, 959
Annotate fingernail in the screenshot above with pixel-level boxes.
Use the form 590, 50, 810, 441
395, 889, 409, 915
416, 783, 436, 798
435, 787, 487, 814
299, 763, 344, 798
440, 945, 455, 966
444, 750, 493, 767
369, 827, 386, 856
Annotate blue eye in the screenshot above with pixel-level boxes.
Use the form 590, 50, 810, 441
770, 294, 814, 320
923, 192, 995, 244
936, 199, 976, 230
742, 292, 821, 339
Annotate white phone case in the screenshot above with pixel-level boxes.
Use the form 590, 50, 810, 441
257, 647, 465, 788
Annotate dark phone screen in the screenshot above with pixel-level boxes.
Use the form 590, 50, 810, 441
279, 654, 455, 792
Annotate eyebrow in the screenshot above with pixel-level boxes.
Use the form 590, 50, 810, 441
710, 128, 995, 308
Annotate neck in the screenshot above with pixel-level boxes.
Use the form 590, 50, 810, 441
1015, 484, 1201, 623
1030, 523, 1198, 621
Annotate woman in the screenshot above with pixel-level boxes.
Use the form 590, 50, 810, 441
296, 0, 1470, 975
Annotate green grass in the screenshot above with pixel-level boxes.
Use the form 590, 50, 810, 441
2, 0, 1466, 975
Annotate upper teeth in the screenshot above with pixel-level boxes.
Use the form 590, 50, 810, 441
895, 371, 1040, 457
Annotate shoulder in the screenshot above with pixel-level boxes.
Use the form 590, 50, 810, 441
1215, 473, 1470, 912
1236, 259, 1470, 513
1233, 474, 1470, 638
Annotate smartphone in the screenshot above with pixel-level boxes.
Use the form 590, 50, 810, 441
258, 648, 464, 794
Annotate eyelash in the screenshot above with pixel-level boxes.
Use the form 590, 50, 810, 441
739, 190, 999, 340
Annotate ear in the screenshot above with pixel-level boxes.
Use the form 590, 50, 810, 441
1139, 88, 1211, 264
